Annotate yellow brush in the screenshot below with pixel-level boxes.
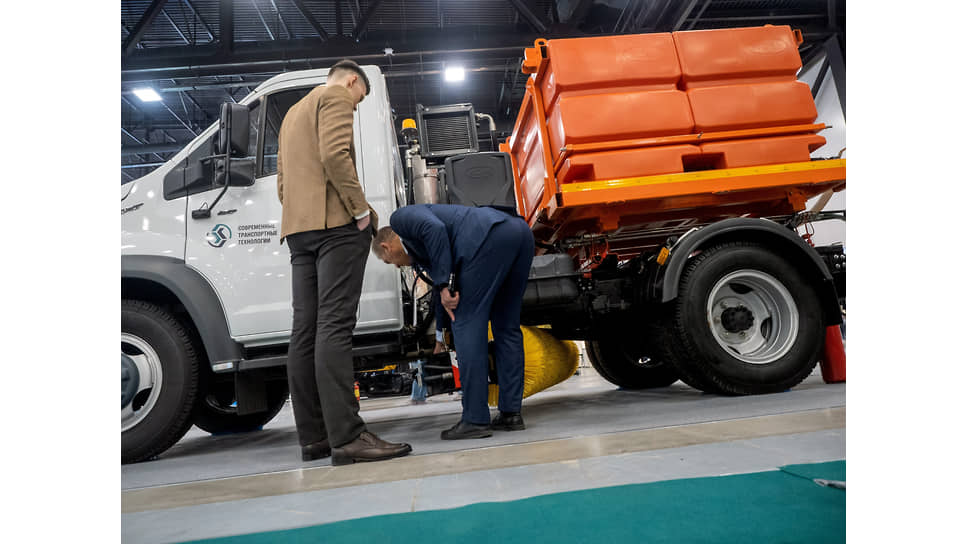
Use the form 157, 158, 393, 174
487, 325, 579, 406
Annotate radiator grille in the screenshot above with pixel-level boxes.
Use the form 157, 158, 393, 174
424, 113, 474, 155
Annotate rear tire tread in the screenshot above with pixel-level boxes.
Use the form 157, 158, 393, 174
645, 311, 725, 394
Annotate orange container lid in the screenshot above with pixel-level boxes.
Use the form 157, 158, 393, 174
674, 25, 803, 84
700, 134, 827, 169
547, 89, 695, 150
559, 145, 700, 184
688, 80, 817, 132
542, 33, 681, 106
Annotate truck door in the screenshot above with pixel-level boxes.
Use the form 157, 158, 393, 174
183, 92, 305, 343
183, 86, 372, 344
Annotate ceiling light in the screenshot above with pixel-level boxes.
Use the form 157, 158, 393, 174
444, 66, 465, 82
133, 88, 162, 102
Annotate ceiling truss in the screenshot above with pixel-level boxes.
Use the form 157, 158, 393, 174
121, 0, 845, 182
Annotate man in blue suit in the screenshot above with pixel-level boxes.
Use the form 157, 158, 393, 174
372, 204, 535, 439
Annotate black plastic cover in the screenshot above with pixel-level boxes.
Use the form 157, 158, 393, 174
444, 152, 517, 210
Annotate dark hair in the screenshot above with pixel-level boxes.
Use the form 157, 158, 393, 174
328, 59, 371, 95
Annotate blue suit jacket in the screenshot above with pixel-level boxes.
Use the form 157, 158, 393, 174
389, 204, 512, 289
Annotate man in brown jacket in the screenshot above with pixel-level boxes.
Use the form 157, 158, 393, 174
278, 59, 411, 466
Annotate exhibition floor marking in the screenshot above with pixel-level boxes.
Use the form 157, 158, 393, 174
122, 406, 845, 513
185, 461, 847, 544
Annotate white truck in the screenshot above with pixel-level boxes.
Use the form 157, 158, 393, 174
123, 54, 845, 463
122, 67, 410, 463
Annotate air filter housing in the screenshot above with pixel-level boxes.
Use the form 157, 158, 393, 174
416, 103, 479, 161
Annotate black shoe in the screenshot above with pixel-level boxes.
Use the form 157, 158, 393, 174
301, 439, 331, 461
491, 412, 526, 431
440, 420, 493, 440
331, 431, 412, 466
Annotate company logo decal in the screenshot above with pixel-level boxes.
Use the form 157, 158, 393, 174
205, 223, 278, 248
207, 224, 233, 248
237, 223, 279, 245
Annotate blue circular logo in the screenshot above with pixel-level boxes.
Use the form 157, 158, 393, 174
207, 224, 232, 248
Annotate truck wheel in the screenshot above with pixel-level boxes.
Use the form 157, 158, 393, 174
669, 242, 824, 395
192, 381, 289, 434
122, 300, 199, 463
583, 339, 618, 383
584, 337, 680, 389
644, 315, 726, 395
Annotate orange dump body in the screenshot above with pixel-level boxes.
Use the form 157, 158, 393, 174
500, 26, 846, 263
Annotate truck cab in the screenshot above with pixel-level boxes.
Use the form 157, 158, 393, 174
122, 67, 414, 463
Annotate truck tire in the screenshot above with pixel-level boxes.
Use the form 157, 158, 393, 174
643, 315, 726, 395
122, 300, 200, 463
668, 241, 824, 395
584, 336, 680, 389
192, 381, 289, 434
583, 339, 618, 383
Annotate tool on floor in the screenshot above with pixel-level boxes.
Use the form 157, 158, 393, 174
813, 478, 846, 490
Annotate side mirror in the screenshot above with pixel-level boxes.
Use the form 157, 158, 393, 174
215, 157, 255, 187
192, 101, 256, 220
217, 103, 250, 158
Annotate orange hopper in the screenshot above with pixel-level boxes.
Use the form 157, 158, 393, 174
500, 25, 846, 263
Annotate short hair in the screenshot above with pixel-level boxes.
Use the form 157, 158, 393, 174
328, 59, 371, 95
371, 226, 396, 258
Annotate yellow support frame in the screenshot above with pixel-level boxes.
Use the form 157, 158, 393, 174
558, 159, 847, 208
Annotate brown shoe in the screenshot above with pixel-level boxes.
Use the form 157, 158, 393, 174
301, 439, 331, 461
332, 431, 412, 466
365, 432, 412, 451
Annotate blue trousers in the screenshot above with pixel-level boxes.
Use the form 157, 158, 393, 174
451, 216, 534, 424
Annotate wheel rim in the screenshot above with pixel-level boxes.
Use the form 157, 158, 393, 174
706, 269, 798, 365
121, 333, 164, 432
121, 353, 140, 408
634, 356, 663, 369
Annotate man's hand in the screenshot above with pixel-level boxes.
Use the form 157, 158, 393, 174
356, 213, 371, 231
440, 287, 459, 321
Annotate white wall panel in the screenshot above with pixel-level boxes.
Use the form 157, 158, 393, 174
799, 57, 847, 248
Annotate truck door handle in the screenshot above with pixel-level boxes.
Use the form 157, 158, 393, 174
217, 209, 238, 216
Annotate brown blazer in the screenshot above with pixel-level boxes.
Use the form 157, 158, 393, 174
276, 84, 378, 242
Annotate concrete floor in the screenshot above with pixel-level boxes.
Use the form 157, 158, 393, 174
121, 362, 846, 543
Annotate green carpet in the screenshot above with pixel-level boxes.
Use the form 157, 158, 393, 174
187, 460, 845, 544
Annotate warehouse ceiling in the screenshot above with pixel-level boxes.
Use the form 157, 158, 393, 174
120, 0, 846, 183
